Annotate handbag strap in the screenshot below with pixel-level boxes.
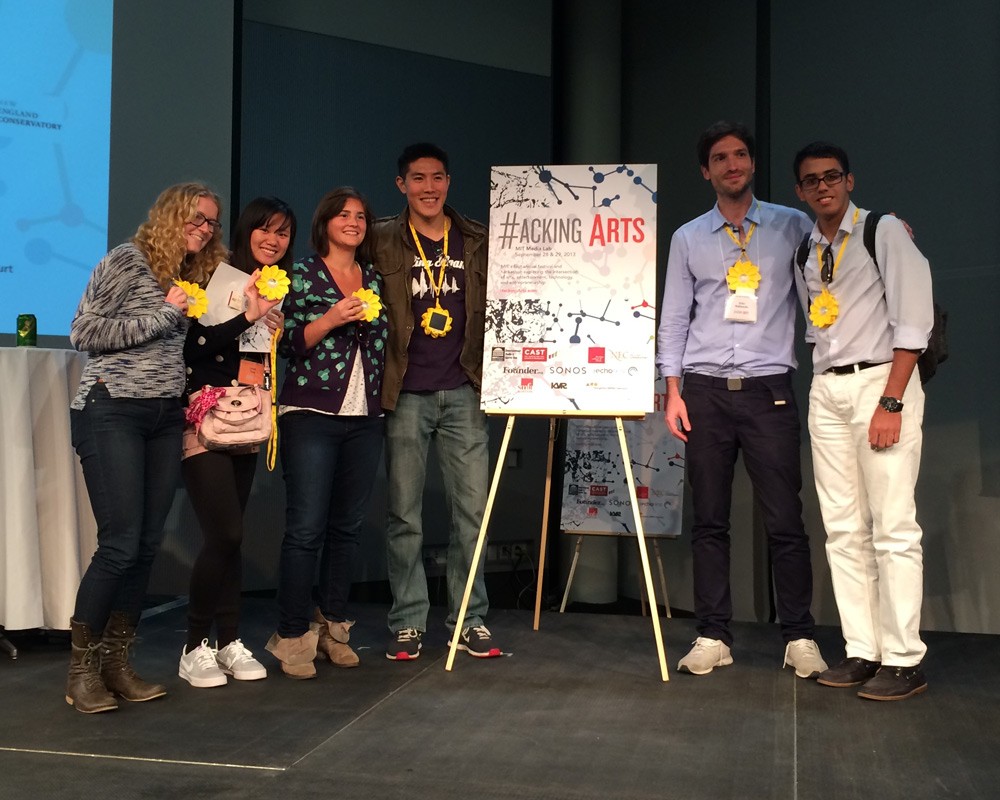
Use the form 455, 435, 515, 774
266, 326, 281, 471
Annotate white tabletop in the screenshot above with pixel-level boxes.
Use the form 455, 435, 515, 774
0, 347, 96, 630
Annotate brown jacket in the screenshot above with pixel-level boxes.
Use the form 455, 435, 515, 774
372, 205, 488, 410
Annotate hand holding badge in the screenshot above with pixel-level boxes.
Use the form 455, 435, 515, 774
352, 287, 382, 323
173, 279, 208, 318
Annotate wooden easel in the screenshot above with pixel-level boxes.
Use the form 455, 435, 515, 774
444, 414, 669, 682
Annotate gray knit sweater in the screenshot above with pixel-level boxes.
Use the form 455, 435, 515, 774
70, 242, 188, 409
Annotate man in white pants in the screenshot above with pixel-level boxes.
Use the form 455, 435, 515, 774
792, 141, 933, 701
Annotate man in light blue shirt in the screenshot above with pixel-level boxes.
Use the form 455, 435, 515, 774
656, 121, 826, 678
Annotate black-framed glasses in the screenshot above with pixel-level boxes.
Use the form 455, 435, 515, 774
188, 212, 222, 233
799, 171, 845, 191
821, 245, 834, 283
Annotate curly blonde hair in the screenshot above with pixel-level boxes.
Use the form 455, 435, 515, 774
132, 183, 229, 290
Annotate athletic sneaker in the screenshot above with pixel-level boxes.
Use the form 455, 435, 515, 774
677, 637, 733, 675
782, 638, 827, 679
453, 625, 502, 658
179, 639, 227, 688
386, 628, 422, 661
216, 639, 267, 681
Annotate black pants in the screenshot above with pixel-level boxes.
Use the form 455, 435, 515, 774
682, 372, 815, 646
181, 449, 257, 649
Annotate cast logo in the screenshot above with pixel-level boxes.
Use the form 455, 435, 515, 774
522, 347, 548, 362
588, 347, 605, 364
519, 377, 533, 391
589, 485, 609, 496
551, 382, 568, 390
636, 486, 649, 499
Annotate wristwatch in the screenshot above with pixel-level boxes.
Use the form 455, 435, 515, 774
878, 396, 904, 413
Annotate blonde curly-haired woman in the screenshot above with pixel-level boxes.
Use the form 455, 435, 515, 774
66, 183, 227, 713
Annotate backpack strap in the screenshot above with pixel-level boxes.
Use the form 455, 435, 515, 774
794, 233, 811, 277
863, 211, 885, 267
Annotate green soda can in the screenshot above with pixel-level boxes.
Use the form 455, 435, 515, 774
16, 314, 37, 346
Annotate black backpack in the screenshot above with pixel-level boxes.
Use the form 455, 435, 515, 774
795, 212, 948, 384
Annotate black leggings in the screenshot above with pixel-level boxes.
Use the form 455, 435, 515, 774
181, 449, 257, 650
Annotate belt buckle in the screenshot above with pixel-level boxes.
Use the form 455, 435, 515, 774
726, 377, 743, 391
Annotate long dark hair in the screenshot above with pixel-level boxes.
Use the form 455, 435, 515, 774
230, 196, 297, 273
310, 187, 376, 265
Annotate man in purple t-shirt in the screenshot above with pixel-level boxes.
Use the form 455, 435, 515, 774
373, 143, 499, 661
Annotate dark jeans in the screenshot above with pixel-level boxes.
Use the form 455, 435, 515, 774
276, 411, 384, 638
71, 382, 184, 631
182, 449, 257, 649
682, 372, 815, 646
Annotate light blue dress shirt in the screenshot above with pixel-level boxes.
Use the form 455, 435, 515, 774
656, 199, 812, 379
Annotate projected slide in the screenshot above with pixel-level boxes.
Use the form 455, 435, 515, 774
0, 0, 113, 338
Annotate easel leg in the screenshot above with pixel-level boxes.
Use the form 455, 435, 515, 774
533, 418, 558, 630
445, 416, 516, 672
616, 417, 669, 681
559, 535, 584, 613
653, 539, 672, 619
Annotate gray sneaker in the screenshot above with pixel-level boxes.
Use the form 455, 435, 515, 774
677, 637, 733, 675
783, 638, 828, 679
178, 639, 227, 688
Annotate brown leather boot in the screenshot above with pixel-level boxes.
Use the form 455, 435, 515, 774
66, 619, 117, 714
265, 626, 319, 679
100, 611, 167, 702
314, 608, 360, 668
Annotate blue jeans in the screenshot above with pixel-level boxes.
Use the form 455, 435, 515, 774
71, 381, 184, 630
277, 412, 384, 638
385, 385, 489, 632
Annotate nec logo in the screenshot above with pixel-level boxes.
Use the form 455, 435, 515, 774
589, 485, 609, 496
522, 347, 548, 362
588, 347, 605, 364
551, 382, 568, 390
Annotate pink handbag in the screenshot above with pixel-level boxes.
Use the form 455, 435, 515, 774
187, 385, 271, 451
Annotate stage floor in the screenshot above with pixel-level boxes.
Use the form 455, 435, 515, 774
2, 600, 998, 799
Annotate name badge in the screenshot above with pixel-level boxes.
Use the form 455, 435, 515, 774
237, 359, 265, 386
724, 291, 757, 323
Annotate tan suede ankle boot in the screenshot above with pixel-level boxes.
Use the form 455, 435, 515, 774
265, 627, 319, 679
66, 619, 118, 714
100, 611, 167, 702
314, 608, 360, 668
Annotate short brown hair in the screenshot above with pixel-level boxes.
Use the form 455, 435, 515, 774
309, 187, 376, 264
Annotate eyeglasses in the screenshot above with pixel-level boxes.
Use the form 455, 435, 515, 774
821, 245, 834, 283
798, 171, 845, 191
187, 212, 221, 233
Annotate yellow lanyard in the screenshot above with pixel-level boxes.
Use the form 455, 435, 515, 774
723, 219, 756, 258
815, 208, 860, 283
409, 220, 449, 308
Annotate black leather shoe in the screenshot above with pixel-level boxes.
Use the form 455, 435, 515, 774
817, 657, 881, 687
857, 665, 928, 701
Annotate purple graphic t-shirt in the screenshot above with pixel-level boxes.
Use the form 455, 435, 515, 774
402, 225, 468, 392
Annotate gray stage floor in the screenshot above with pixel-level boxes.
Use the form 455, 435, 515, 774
2, 600, 999, 800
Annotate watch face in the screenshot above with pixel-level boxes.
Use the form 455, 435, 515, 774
879, 396, 904, 412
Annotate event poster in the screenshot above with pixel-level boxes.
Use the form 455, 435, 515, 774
559, 377, 684, 537
481, 164, 657, 414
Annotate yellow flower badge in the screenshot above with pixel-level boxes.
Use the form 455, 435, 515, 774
352, 287, 382, 323
809, 288, 839, 328
726, 260, 761, 292
256, 265, 290, 301
174, 279, 208, 319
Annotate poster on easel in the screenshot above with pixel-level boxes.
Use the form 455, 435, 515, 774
560, 377, 685, 537
481, 164, 658, 415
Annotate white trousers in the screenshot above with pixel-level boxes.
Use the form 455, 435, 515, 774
808, 363, 926, 666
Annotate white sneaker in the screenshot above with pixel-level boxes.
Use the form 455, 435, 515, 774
783, 638, 828, 679
216, 639, 267, 681
677, 637, 733, 675
179, 639, 227, 688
